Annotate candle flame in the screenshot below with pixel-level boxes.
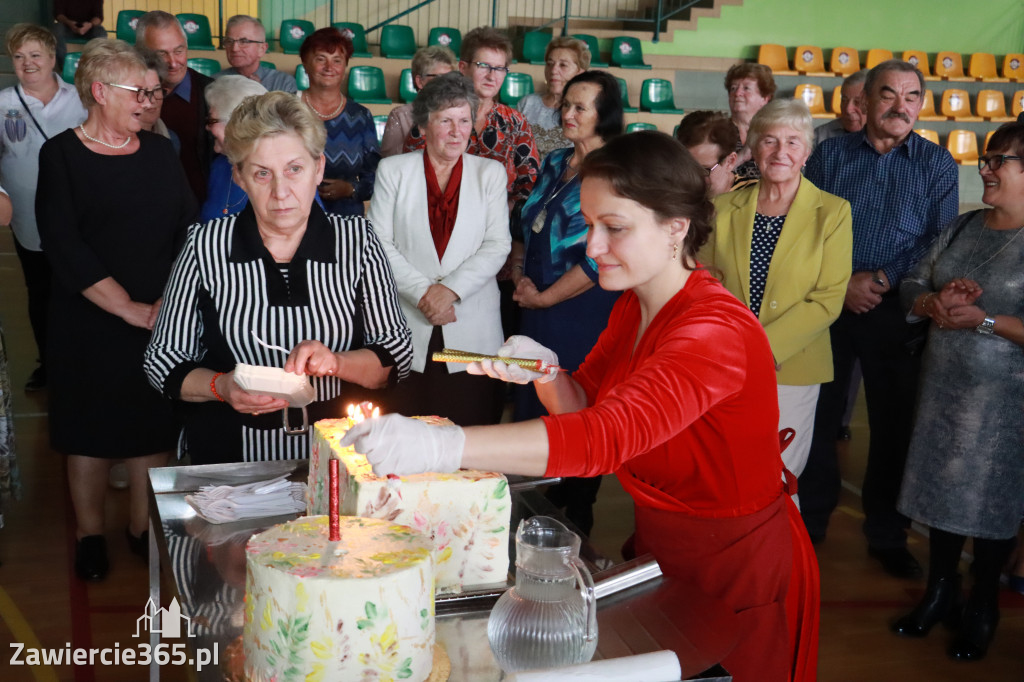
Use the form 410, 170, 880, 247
345, 401, 379, 424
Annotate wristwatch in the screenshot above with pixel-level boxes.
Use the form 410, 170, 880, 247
976, 316, 996, 335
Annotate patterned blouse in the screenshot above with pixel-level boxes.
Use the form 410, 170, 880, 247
749, 212, 787, 317
321, 98, 381, 217
405, 102, 540, 207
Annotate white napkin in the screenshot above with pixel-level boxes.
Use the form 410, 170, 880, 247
185, 475, 307, 524
503, 650, 681, 682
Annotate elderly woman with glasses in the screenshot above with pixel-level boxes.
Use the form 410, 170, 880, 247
700, 99, 852, 500
892, 123, 1024, 662
380, 45, 457, 158
198, 74, 267, 221
369, 72, 510, 425
675, 110, 741, 198
145, 91, 412, 464
35, 38, 196, 582
405, 26, 539, 210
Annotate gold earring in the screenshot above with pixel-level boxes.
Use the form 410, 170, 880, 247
672, 242, 679, 260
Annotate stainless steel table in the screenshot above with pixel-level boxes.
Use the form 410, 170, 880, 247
148, 461, 735, 681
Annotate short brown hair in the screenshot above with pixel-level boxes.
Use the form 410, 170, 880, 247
675, 110, 739, 157
581, 130, 715, 263
223, 91, 326, 167
985, 121, 1024, 159
411, 45, 458, 79
545, 36, 590, 71
724, 63, 776, 100
5, 23, 56, 57
299, 27, 353, 64
460, 26, 512, 64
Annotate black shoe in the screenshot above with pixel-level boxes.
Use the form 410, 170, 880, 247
949, 600, 999, 661
869, 546, 923, 579
24, 365, 46, 392
125, 527, 148, 561
892, 575, 962, 636
74, 535, 109, 581
837, 425, 852, 441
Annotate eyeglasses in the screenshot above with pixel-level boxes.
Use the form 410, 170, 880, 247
104, 83, 165, 103
222, 37, 265, 49
701, 162, 721, 177
471, 61, 510, 75
420, 73, 445, 81
978, 154, 1023, 172
205, 117, 221, 127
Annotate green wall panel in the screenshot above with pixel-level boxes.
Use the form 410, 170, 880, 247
645, 0, 1024, 60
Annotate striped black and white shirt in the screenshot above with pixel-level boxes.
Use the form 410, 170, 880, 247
144, 203, 412, 463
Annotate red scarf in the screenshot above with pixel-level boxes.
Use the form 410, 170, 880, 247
424, 152, 462, 259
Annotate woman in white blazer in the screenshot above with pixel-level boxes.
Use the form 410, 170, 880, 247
368, 73, 511, 425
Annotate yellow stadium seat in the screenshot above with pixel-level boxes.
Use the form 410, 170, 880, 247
830, 47, 860, 76
934, 51, 973, 81
831, 85, 842, 114
918, 90, 946, 122
984, 130, 995, 153
940, 88, 983, 121
794, 84, 835, 118
968, 53, 1008, 83
1004, 54, 1024, 82
902, 50, 939, 80
1011, 90, 1024, 117
794, 45, 828, 76
946, 130, 979, 165
975, 90, 1014, 122
757, 44, 797, 75
914, 129, 940, 145
866, 48, 893, 69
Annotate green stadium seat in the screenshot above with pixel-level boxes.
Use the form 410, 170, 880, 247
176, 13, 215, 51
295, 64, 309, 91
381, 25, 416, 60
260, 61, 276, 71
427, 27, 461, 56
116, 10, 145, 44
617, 77, 639, 113
611, 37, 651, 70
373, 115, 388, 143
640, 78, 684, 114
62, 52, 81, 84
522, 31, 551, 65
348, 65, 392, 104
626, 122, 658, 133
400, 68, 417, 103
500, 72, 535, 107
572, 34, 608, 68
279, 20, 314, 55
187, 58, 221, 77
333, 22, 373, 58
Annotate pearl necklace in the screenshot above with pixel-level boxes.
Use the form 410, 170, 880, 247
302, 93, 344, 120
79, 124, 131, 149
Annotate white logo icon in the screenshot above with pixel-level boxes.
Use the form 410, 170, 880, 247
134, 597, 195, 639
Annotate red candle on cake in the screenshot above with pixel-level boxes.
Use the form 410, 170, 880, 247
329, 458, 340, 541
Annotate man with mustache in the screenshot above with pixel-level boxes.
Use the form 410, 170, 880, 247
799, 60, 958, 579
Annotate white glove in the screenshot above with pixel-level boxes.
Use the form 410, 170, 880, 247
465, 335, 560, 385
339, 414, 465, 476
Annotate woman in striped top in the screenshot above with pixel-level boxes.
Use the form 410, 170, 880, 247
144, 92, 412, 464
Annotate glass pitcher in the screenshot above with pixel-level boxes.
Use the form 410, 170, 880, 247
487, 516, 598, 672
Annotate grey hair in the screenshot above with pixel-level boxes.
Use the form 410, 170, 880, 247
75, 38, 148, 108
223, 90, 326, 167
205, 75, 267, 121
225, 15, 265, 41
865, 59, 925, 98
411, 45, 457, 79
843, 68, 869, 90
135, 11, 186, 46
411, 72, 479, 129
134, 46, 168, 83
746, 98, 815, 151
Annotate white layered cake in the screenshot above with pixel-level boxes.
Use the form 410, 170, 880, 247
308, 417, 511, 593
243, 515, 435, 682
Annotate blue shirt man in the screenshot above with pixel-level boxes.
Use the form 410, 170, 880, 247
800, 60, 958, 579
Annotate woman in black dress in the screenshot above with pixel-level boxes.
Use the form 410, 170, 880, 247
36, 39, 196, 581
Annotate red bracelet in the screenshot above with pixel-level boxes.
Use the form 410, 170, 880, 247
210, 372, 226, 402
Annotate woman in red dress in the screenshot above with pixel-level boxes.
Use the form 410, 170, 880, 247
344, 131, 819, 682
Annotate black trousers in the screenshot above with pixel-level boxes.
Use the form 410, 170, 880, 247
799, 295, 921, 548
13, 238, 51, 364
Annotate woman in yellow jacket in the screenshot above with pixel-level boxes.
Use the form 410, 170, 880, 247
700, 99, 852, 495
